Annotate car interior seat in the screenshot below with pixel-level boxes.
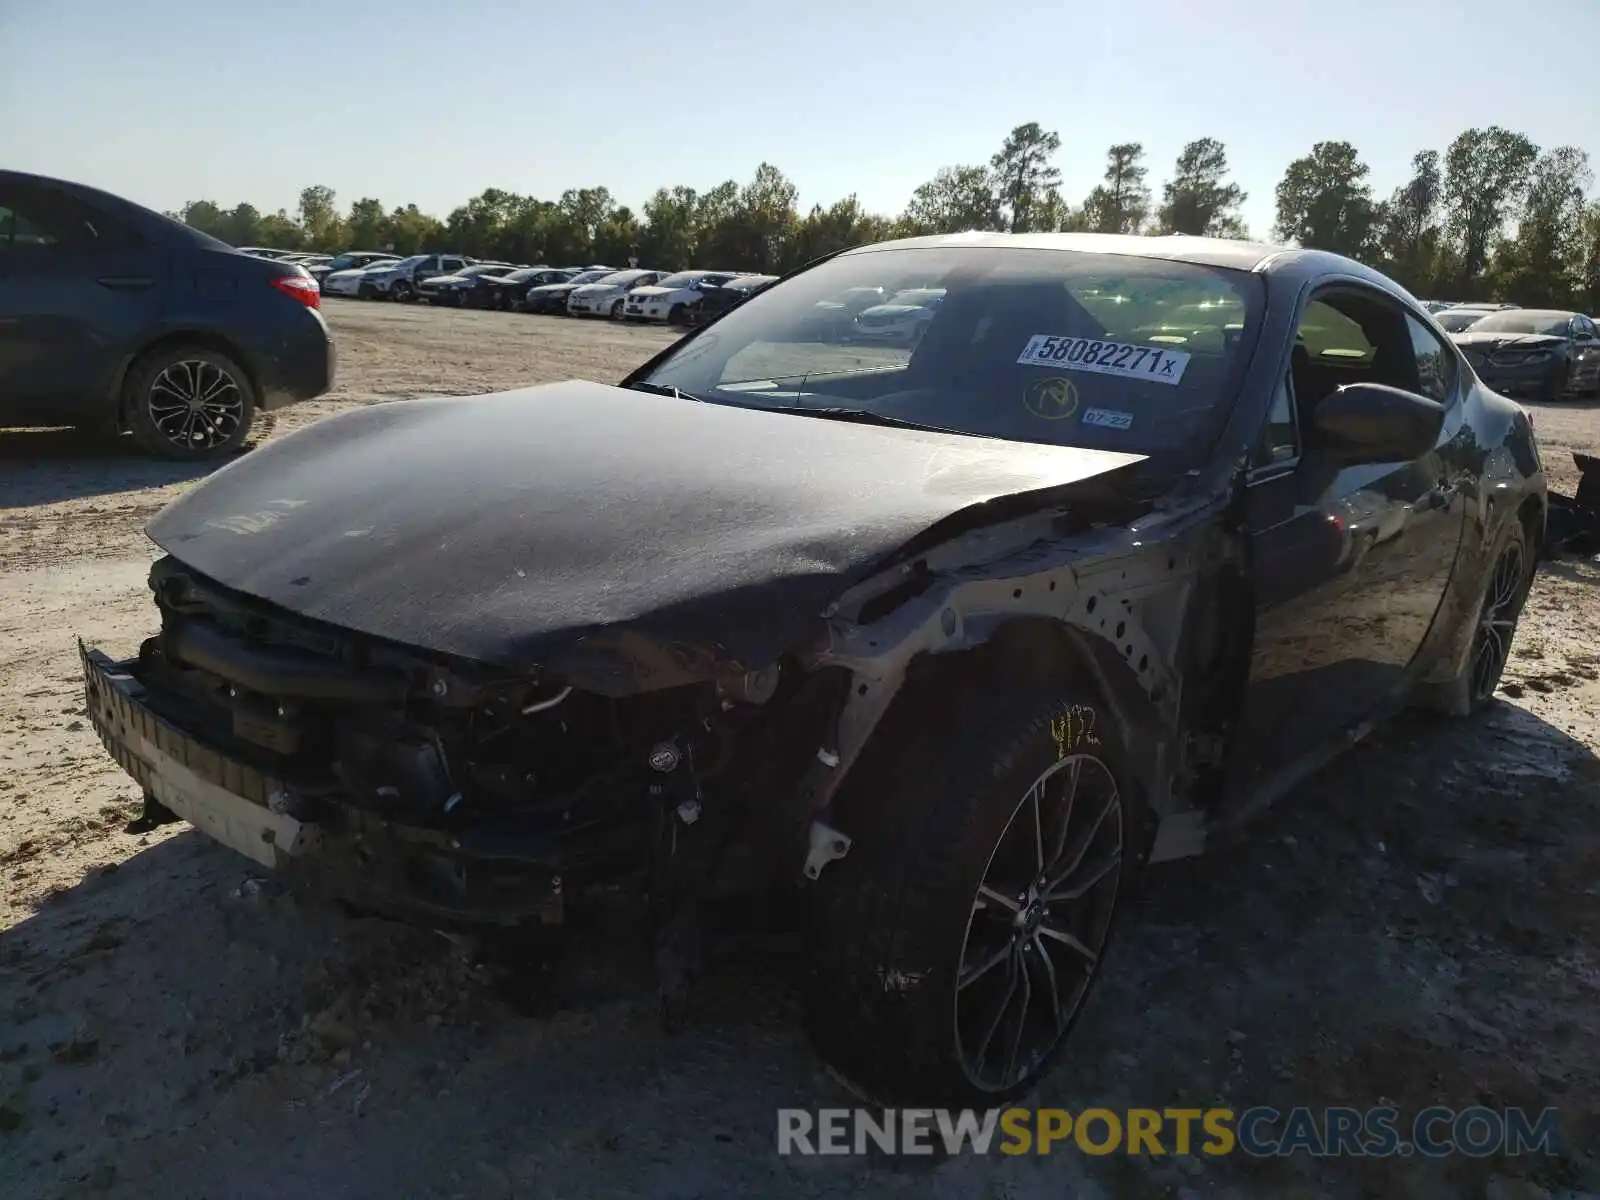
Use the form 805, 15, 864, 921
1289, 342, 1319, 413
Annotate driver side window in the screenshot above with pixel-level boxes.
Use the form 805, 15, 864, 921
1287, 288, 1432, 427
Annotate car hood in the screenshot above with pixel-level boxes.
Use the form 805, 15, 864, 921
1451, 332, 1565, 351
627, 286, 676, 300
527, 283, 577, 295
570, 283, 625, 298
326, 268, 369, 281
421, 273, 472, 287
145, 382, 1146, 694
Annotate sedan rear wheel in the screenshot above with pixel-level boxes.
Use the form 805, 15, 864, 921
610, 298, 625, 319
125, 346, 256, 460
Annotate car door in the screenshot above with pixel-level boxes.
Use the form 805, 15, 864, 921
0, 180, 169, 425
1223, 284, 1470, 802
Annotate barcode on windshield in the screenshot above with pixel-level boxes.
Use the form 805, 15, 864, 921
1016, 335, 1190, 385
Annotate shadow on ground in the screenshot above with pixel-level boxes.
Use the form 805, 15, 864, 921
0, 429, 242, 508
2, 698, 1597, 1200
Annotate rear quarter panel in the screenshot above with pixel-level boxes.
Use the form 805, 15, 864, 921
1417, 375, 1546, 687
115, 249, 333, 409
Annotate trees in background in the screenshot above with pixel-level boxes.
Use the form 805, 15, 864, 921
898, 166, 1001, 235
989, 122, 1063, 233
171, 121, 1597, 307
1442, 127, 1540, 287
1373, 150, 1444, 297
1272, 141, 1376, 260
1156, 138, 1247, 237
1488, 146, 1593, 308
1081, 143, 1151, 235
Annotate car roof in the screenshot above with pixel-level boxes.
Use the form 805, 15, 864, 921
839, 230, 1423, 306
1, 168, 235, 251
846, 230, 1286, 271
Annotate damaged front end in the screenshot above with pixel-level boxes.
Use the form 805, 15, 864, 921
84, 556, 860, 929
82, 381, 1242, 933
84, 466, 1238, 937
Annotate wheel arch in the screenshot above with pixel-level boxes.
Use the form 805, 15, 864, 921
1516, 491, 1545, 560
114, 329, 262, 428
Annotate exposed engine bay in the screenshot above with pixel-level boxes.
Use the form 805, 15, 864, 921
127, 556, 863, 925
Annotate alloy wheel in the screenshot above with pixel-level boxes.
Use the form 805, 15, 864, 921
145, 360, 246, 451
1469, 539, 1528, 703
954, 753, 1123, 1092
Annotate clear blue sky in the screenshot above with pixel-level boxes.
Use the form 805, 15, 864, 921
3, 0, 1595, 238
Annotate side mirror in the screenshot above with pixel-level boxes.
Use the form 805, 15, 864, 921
1312, 382, 1445, 465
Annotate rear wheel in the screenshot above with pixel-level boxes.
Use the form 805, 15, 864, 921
392, 279, 414, 302
125, 345, 256, 461
610, 298, 625, 319
1465, 524, 1533, 707
1421, 518, 1534, 716
808, 675, 1139, 1104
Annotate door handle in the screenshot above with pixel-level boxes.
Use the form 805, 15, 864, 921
97, 276, 154, 290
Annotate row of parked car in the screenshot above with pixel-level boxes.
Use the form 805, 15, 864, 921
1421, 300, 1600, 402
280, 242, 948, 340
238, 246, 786, 327
306, 251, 951, 341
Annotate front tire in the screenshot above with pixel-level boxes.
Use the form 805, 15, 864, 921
808, 675, 1139, 1105
392, 279, 415, 302
124, 346, 257, 461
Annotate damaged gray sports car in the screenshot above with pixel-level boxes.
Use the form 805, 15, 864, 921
82, 232, 1546, 1104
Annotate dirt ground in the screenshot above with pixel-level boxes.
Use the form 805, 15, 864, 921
2, 301, 1598, 1199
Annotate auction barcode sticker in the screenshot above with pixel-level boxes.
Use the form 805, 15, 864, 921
1016, 335, 1190, 385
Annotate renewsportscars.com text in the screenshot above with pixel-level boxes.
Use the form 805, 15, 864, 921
777, 1106, 1561, 1158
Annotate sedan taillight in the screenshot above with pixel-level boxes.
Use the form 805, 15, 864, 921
271, 274, 321, 310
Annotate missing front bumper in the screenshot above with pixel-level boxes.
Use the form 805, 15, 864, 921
80, 643, 566, 927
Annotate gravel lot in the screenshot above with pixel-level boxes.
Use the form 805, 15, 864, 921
2, 301, 1598, 1199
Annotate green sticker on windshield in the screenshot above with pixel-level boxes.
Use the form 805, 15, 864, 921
1023, 376, 1080, 420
